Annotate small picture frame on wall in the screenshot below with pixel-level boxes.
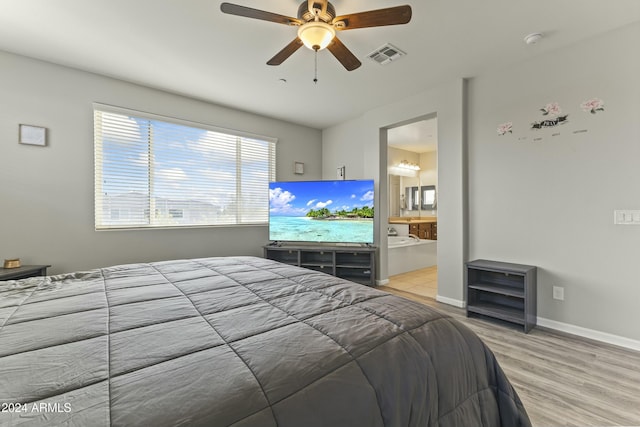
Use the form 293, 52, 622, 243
19, 124, 47, 146
294, 161, 304, 175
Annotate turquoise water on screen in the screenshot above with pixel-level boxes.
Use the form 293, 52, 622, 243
269, 216, 373, 243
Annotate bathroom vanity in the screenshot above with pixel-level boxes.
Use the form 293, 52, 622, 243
389, 217, 437, 240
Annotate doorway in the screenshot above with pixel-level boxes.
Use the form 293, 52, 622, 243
385, 116, 438, 299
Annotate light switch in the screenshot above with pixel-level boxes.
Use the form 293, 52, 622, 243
553, 286, 564, 301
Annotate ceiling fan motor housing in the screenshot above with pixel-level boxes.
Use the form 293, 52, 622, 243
298, 1, 336, 23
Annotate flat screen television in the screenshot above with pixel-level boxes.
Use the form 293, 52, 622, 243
269, 179, 374, 244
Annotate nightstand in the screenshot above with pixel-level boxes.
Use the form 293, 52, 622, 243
0, 265, 51, 281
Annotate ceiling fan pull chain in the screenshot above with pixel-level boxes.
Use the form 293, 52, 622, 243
313, 49, 318, 84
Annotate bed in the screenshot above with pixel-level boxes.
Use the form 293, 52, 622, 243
0, 256, 531, 427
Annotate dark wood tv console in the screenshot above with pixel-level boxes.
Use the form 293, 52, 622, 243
0, 265, 50, 281
263, 245, 376, 287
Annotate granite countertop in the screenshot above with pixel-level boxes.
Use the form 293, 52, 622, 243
388, 217, 437, 224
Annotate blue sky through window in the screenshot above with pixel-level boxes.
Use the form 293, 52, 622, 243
96, 109, 274, 228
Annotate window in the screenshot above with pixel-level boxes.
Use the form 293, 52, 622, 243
94, 104, 276, 230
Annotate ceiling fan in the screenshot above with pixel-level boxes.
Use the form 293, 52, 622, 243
220, 1, 412, 72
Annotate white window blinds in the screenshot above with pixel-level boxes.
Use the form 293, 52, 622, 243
94, 105, 276, 230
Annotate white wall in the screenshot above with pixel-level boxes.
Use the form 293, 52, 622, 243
324, 22, 640, 343
388, 147, 419, 215
467, 22, 640, 340
323, 79, 465, 304
387, 148, 438, 217
0, 51, 322, 274
419, 151, 437, 189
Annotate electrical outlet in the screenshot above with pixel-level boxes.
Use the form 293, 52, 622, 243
553, 286, 564, 301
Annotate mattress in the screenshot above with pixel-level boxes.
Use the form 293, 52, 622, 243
0, 256, 531, 426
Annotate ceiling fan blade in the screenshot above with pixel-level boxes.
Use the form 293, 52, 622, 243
333, 5, 412, 30
267, 38, 304, 66
326, 37, 361, 71
220, 3, 303, 26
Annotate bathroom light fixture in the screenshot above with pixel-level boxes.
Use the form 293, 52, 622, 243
398, 160, 420, 171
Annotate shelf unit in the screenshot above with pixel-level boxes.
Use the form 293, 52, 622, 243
466, 259, 537, 333
0, 265, 50, 281
264, 245, 376, 286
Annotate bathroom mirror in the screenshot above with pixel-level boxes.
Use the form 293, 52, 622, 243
421, 185, 436, 210
406, 186, 419, 210
388, 175, 401, 216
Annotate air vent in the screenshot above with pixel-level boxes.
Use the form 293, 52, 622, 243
367, 43, 406, 65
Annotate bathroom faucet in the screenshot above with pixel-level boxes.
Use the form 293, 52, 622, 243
388, 226, 397, 236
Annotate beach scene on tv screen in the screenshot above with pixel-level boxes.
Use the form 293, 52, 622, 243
269, 180, 374, 243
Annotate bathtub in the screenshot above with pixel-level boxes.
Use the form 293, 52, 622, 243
387, 235, 437, 276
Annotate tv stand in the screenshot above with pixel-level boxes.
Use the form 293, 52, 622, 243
263, 244, 376, 287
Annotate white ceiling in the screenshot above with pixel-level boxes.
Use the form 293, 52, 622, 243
0, 0, 639, 131
388, 118, 437, 153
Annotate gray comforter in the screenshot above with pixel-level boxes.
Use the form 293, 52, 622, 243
0, 256, 530, 427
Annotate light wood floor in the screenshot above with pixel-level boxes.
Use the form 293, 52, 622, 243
387, 266, 438, 299
378, 286, 640, 427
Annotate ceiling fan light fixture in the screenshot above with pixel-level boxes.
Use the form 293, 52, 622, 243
297, 21, 335, 51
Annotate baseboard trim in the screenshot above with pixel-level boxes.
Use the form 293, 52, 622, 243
436, 295, 466, 308
394, 291, 640, 352
376, 279, 389, 286
537, 317, 640, 352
